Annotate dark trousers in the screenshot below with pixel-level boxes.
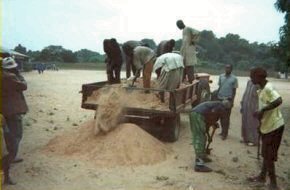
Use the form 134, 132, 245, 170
125, 56, 136, 79
260, 126, 284, 185
2, 124, 17, 181
4, 114, 23, 159
107, 65, 121, 84
2, 150, 15, 181
220, 106, 232, 138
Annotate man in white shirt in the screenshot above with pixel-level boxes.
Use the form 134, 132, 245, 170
153, 52, 184, 102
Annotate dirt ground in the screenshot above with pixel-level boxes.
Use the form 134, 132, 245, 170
3, 70, 290, 190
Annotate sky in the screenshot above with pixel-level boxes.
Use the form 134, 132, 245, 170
2, 0, 285, 54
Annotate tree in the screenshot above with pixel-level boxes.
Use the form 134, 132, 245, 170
198, 30, 222, 62
75, 49, 105, 63
275, 0, 290, 78
61, 49, 77, 63
14, 44, 27, 54
141, 38, 156, 50
36, 45, 77, 62
27, 50, 40, 61
174, 39, 182, 51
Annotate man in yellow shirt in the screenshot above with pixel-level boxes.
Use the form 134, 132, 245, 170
248, 67, 284, 190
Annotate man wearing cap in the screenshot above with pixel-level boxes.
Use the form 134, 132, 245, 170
189, 100, 229, 172
1, 57, 28, 164
176, 19, 200, 83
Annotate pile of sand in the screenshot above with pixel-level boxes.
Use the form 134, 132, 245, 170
92, 85, 167, 135
44, 120, 171, 167
86, 81, 170, 111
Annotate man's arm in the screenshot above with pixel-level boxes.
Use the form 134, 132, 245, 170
131, 69, 141, 87
253, 97, 282, 120
5, 73, 27, 91
204, 112, 220, 127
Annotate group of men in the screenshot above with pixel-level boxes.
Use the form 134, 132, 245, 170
190, 66, 285, 190
102, 19, 285, 190
1, 19, 285, 190
103, 19, 199, 92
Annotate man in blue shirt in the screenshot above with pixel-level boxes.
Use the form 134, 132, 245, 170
217, 64, 238, 140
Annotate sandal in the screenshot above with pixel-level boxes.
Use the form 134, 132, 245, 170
247, 142, 255, 146
247, 176, 266, 183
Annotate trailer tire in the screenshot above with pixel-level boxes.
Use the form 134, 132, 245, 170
192, 79, 210, 107
163, 115, 181, 142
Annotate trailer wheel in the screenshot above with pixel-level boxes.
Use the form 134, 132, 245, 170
163, 115, 181, 142
192, 79, 211, 107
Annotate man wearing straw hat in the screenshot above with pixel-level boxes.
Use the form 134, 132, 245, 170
1, 57, 28, 165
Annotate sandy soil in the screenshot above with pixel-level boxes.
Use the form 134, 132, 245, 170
3, 70, 290, 190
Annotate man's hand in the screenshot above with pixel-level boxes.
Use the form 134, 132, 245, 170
213, 122, 219, 129
253, 110, 264, 121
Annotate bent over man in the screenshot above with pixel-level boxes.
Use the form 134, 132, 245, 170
153, 52, 184, 102
189, 100, 229, 172
131, 46, 156, 89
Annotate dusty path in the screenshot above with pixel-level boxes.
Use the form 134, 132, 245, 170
3, 70, 290, 190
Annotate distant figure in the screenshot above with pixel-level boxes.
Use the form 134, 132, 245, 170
189, 101, 229, 172
240, 79, 259, 146
176, 19, 200, 83
103, 38, 123, 84
37, 63, 45, 74
52, 64, 58, 71
156, 39, 175, 57
2, 57, 28, 166
248, 67, 284, 190
153, 52, 184, 102
216, 64, 238, 140
131, 46, 156, 89
122, 40, 147, 78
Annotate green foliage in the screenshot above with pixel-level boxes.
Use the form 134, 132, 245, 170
141, 38, 157, 50
14, 44, 27, 54
174, 39, 182, 51
274, 0, 290, 77
35, 45, 77, 62
22, 62, 34, 71
198, 30, 222, 62
75, 49, 105, 63
57, 62, 105, 70
16, 30, 285, 73
196, 31, 280, 71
